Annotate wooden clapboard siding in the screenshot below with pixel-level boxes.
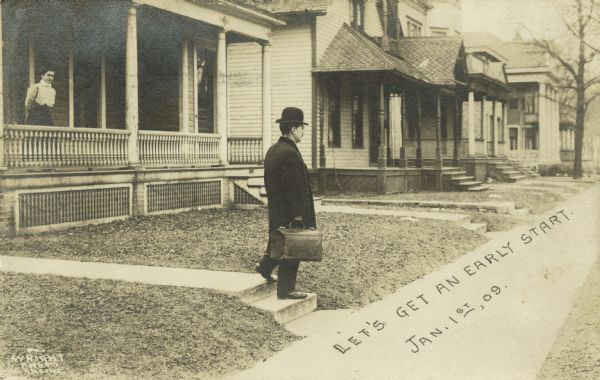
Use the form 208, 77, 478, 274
270, 25, 314, 167
316, 0, 350, 64
227, 42, 263, 137
363, 0, 384, 38
323, 81, 370, 167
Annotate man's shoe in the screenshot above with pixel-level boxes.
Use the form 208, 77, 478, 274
255, 264, 276, 284
277, 292, 308, 300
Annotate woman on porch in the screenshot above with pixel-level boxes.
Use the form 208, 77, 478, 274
24, 67, 56, 126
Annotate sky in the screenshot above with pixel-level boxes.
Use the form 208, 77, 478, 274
461, 0, 565, 41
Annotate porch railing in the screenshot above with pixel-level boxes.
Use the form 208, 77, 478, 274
228, 137, 263, 164
138, 131, 220, 166
3, 125, 129, 168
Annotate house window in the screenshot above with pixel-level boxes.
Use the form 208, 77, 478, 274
407, 17, 422, 37
328, 85, 341, 148
197, 47, 216, 133
441, 101, 448, 139
509, 97, 519, 110
525, 92, 538, 114
509, 128, 518, 150
430, 27, 448, 36
498, 117, 504, 142
352, 93, 363, 148
350, 0, 364, 32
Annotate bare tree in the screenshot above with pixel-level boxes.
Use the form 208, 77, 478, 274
525, 0, 600, 177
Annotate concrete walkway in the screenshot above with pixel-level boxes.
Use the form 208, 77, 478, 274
0, 255, 266, 298
226, 184, 600, 380
317, 204, 472, 224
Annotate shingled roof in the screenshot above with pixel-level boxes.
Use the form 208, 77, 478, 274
313, 24, 431, 84
392, 36, 466, 86
255, 0, 332, 14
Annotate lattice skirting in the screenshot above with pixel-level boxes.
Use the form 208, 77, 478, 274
146, 180, 222, 214
233, 184, 263, 205
16, 184, 132, 233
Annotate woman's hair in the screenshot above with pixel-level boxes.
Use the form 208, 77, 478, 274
38, 67, 54, 77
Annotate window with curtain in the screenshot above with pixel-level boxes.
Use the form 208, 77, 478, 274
328, 85, 341, 148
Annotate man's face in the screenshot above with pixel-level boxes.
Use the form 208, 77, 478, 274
291, 125, 305, 143
41, 71, 54, 84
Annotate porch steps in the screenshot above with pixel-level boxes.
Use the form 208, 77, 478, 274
509, 161, 541, 178
236, 275, 318, 324
489, 162, 531, 182
445, 172, 488, 192
231, 176, 268, 208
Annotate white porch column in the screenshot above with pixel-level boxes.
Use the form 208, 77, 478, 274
216, 29, 228, 165
492, 100, 498, 156
538, 83, 546, 161
468, 91, 475, 156
68, 33, 74, 128
481, 94, 487, 155
126, 4, 140, 166
0, 2, 4, 169
261, 41, 271, 158
179, 38, 189, 133
503, 101, 508, 156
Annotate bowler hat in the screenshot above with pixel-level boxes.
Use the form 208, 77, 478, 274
276, 107, 308, 125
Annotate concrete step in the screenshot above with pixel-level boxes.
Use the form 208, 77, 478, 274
468, 185, 489, 191
259, 187, 267, 196
458, 180, 482, 186
444, 171, 467, 176
250, 293, 318, 324
238, 281, 278, 303
495, 165, 514, 170
248, 177, 264, 187
464, 222, 488, 234
501, 170, 521, 175
450, 176, 473, 181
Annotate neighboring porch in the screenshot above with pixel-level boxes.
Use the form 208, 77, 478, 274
0, 1, 281, 172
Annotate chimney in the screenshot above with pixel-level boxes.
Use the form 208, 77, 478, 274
382, 0, 389, 50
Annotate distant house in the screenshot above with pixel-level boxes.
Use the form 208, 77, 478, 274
501, 36, 562, 171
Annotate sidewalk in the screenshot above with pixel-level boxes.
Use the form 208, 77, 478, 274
0, 255, 265, 297
226, 184, 600, 380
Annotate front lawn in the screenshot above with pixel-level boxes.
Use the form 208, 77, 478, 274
0, 209, 487, 310
0, 272, 299, 380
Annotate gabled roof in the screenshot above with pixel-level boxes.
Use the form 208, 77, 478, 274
254, 0, 332, 14
392, 36, 466, 86
313, 24, 431, 84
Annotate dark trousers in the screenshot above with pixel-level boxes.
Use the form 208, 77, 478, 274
257, 255, 300, 296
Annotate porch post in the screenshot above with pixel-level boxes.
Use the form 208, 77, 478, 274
434, 93, 443, 168
99, 44, 107, 129
180, 38, 189, 133
453, 97, 460, 166
378, 78, 386, 169
28, 32, 35, 86
492, 100, 498, 157
261, 41, 271, 158
0, 3, 4, 169
538, 83, 546, 161
68, 32, 74, 128
503, 100, 508, 156
481, 94, 487, 155
468, 91, 475, 156
217, 29, 228, 165
399, 91, 408, 168
416, 91, 423, 168
126, 4, 140, 166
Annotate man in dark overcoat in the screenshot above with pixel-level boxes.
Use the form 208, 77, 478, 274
255, 107, 317, 300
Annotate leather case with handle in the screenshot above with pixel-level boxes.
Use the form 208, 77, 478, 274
269, 227, 323, 261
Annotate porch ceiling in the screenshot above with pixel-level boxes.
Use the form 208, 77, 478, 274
133, 0, 285, 41
313, 24, 431, 84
